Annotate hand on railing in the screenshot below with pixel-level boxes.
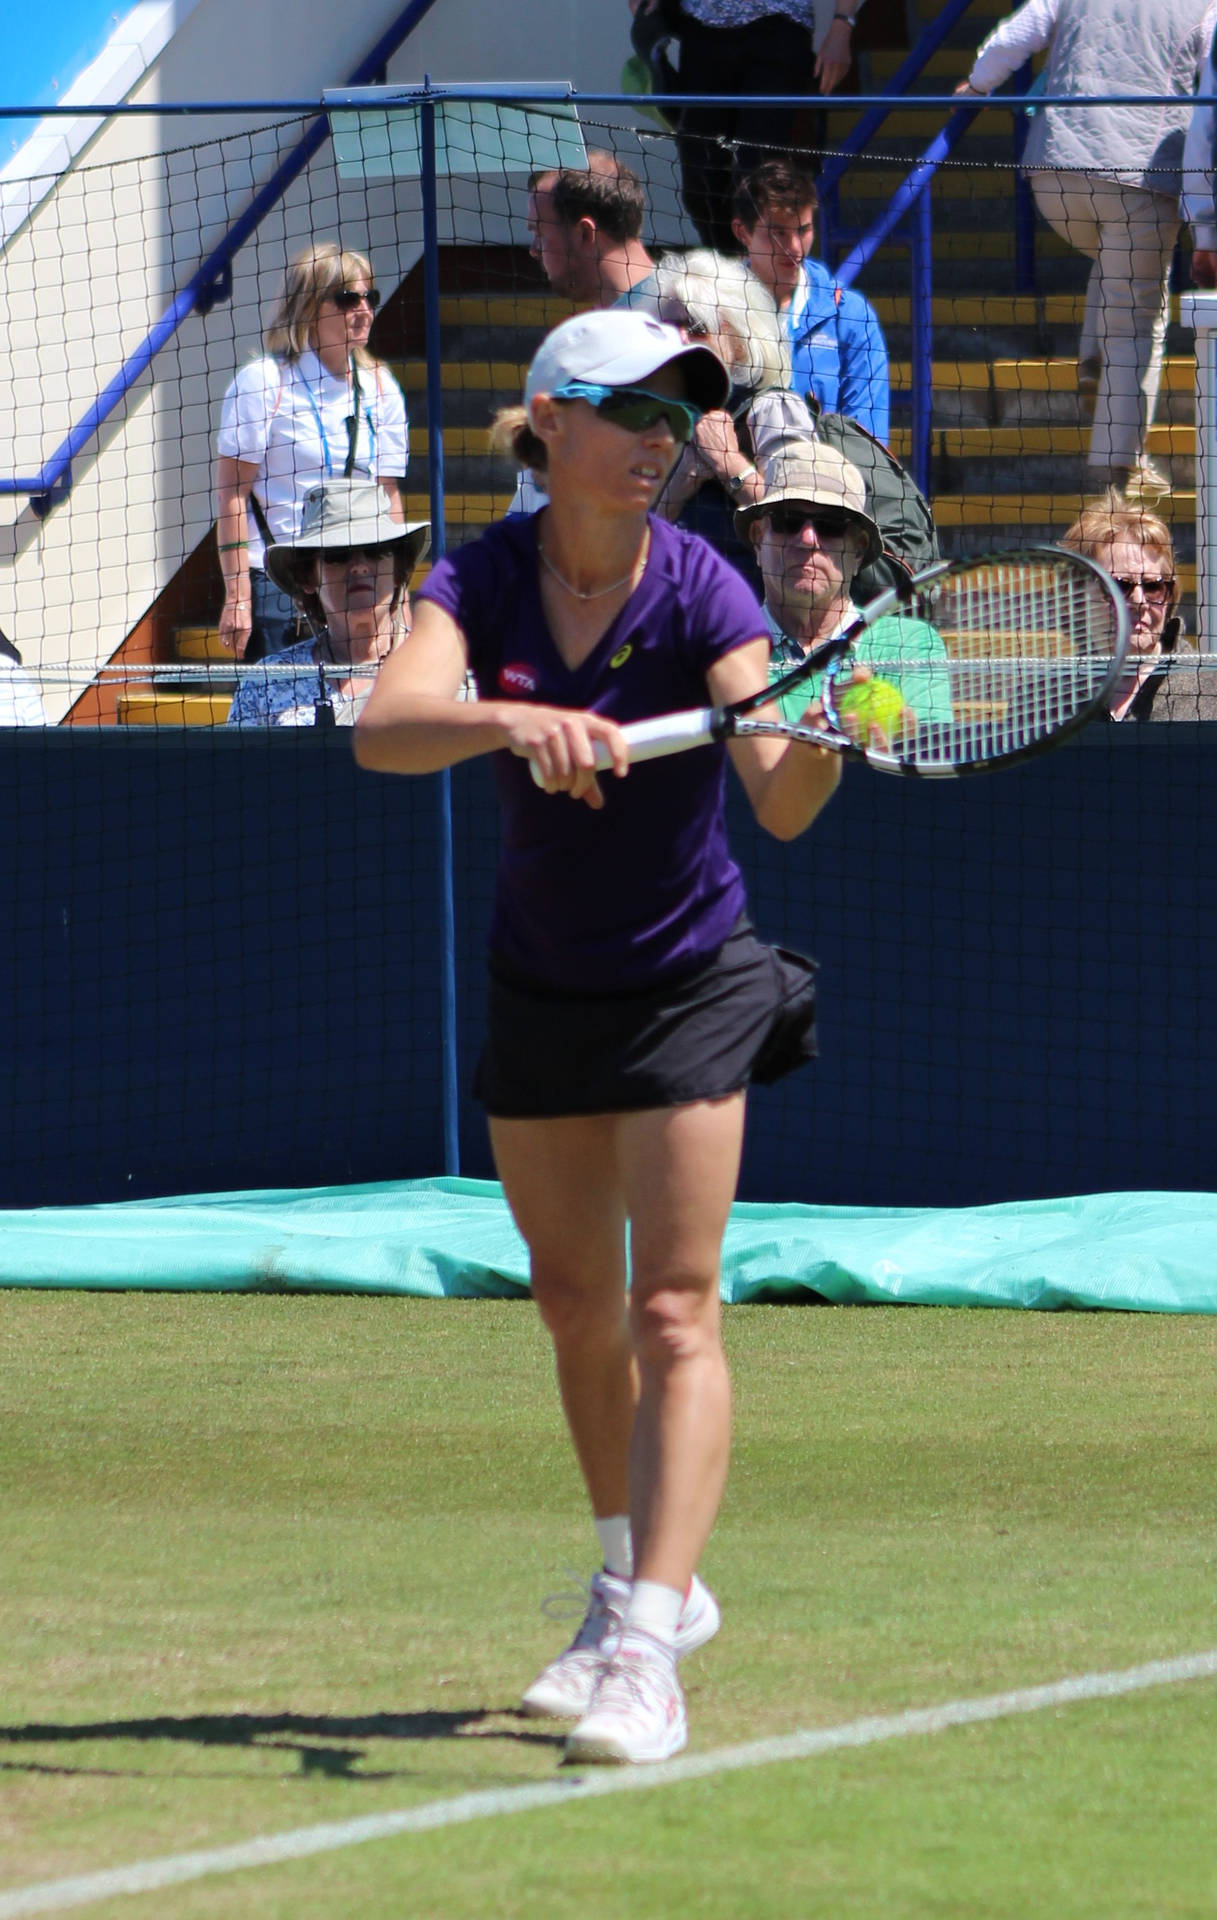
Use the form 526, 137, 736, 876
953, 79, 989, 97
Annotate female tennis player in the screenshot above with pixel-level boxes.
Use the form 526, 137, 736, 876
355, 308, 841, 1766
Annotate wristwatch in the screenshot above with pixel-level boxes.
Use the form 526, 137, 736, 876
834, 9, 858, 23
726, 464, 757, 496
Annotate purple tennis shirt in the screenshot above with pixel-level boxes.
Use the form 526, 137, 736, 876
417, 514, 767, 992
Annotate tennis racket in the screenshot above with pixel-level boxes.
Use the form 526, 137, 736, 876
532, 546, 1128, 782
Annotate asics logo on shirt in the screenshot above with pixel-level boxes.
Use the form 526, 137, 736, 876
499, 663, 538, 695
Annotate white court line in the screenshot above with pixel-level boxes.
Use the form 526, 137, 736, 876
3, 1648, 1216, 1918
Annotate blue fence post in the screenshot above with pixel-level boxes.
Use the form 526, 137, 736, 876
419, 85, 460, 1177
1012, 60, 1036, 296
910, 179, 933, 498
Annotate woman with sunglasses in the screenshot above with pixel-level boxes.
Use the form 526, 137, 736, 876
356, 310, 840, 1767
216, 242, 408, 663
1060, 493, 1217, 721
225, 480, 429, 728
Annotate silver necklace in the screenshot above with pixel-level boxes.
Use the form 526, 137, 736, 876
538, 537, 647, 602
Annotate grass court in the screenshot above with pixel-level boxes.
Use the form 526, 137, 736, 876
3, 1292, 1217, 1916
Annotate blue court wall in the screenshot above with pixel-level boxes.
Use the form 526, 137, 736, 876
2, 728, 1214, 1209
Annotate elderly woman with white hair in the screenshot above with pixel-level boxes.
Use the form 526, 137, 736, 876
635, 247, 791, 589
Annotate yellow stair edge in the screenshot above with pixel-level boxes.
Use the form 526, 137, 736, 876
397, 361, 528, 392
173, 627, 228, 662
929, 493, 1195, 527
437, 295, 573, 326
118, 692, 233, 727
403, 494, 516, 522
873, 295, 1193, 326
990, 358, 1194, 392
892, 424, 1195, 457
409, 428, 495, 456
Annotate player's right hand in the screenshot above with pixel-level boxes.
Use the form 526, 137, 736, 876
505, 704, 631, 808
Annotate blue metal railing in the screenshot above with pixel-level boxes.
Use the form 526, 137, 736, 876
833, 102, 982, 494
0, 0, 444, 517
817, 0, 979, 241
4, 74, 1191, 520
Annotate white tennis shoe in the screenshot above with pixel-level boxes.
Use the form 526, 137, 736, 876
564, 1640, 688, 1765
520, 1570, 720, 1720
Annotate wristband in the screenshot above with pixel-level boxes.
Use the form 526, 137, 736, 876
833, 9, 857, 22
218, 540, 249, 551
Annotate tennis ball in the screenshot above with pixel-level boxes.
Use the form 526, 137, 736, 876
834, 676, 907, 740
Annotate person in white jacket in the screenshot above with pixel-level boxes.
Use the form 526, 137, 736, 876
958, 0, 1217, 498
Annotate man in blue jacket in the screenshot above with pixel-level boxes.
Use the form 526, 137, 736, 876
731, 159, 890, 444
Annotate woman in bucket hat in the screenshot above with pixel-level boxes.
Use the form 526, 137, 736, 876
355, 309, 844, 1767
226, 480, 429, 728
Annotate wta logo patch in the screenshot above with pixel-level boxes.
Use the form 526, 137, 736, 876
499, 662, 538, 696
609, 643, 633, 670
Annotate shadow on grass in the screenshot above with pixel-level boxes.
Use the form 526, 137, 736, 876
0, 1708, 564, 1781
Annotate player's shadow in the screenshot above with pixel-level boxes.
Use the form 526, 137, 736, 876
0, 1707, 563, 1782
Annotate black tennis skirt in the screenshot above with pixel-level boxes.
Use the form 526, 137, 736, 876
474, 918, 818, 1118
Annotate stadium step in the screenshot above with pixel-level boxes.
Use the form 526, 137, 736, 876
173, 624, 228, 662
116, 690, 233, 726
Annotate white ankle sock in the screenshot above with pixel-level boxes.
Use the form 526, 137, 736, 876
594, 1515, 633, 1580
621, 1578, 683, 1653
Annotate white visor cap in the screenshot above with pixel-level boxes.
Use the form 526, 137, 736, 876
523, 309, 730, 423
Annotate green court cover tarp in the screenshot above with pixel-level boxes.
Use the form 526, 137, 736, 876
2, 1179, 1216, 1311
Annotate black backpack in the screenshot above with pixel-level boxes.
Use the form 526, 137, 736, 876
809, 407, 940, 605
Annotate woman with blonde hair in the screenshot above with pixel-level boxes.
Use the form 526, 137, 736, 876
1060, 491, 1217, 720
215, 242, 409, 661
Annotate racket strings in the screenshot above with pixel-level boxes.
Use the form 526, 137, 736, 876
869, 558, 1122, 769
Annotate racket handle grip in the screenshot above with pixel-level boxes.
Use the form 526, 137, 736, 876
529, 708, 719, 786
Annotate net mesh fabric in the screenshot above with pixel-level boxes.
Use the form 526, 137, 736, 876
0, 98, 1212, 1208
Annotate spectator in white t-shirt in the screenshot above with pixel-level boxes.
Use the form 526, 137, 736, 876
215, 243, 409, 661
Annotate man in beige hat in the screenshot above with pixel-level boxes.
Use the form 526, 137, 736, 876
734, 435, 952, 727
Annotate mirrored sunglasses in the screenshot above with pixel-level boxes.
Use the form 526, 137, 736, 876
552, 381, 702, 445
330, 288, 381, 313
1112, 575, 1174, 605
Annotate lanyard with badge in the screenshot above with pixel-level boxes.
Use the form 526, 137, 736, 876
300, 357, 376, 477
